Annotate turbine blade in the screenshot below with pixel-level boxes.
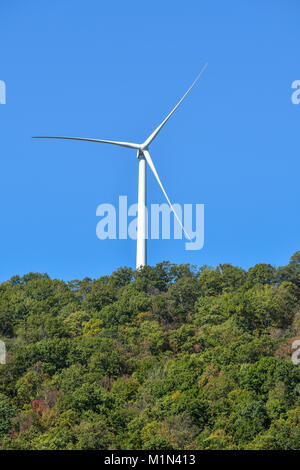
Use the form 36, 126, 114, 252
143, 63, 208, 148
143, 150, 191, 240
32, 136, 140, 150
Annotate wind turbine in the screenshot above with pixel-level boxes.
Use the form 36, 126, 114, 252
33, 64, 207, 268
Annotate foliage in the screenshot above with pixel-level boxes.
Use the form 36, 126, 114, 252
0, 254, 299, 449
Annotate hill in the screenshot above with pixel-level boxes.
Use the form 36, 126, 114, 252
0, 254, 300, 450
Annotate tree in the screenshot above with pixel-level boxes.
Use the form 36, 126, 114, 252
0, 393, 15, 436
0, 257, 299, 450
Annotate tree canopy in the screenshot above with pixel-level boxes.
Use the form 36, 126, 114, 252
0, 254, 299, 450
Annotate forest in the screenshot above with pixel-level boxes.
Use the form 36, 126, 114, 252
0, 253, 299, 450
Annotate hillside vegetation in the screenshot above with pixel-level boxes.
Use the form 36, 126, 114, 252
0, 254, 300, 450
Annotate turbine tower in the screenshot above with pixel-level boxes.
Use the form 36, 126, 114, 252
33, 64, 207, 268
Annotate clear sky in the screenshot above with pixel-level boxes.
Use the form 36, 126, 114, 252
0, 0, 299, 281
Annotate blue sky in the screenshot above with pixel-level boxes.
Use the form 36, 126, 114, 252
0, 0, 299, 281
